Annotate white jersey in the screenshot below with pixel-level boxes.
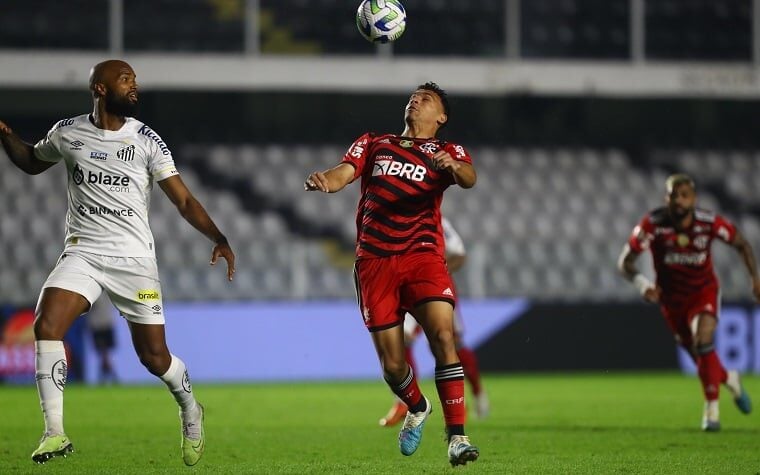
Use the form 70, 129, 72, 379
442, 217, 465, 258
34, 114, 178, 257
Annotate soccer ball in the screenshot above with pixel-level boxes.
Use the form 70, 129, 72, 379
356, 0, 407, 44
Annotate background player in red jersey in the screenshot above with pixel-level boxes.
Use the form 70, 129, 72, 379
304, 82, 479, 466
379, 217, 489, 427
618, 173, 758, 431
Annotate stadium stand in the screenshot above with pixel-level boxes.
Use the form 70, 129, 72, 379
6, 145, 757, 304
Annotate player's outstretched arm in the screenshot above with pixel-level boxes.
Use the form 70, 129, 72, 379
0, 120, 56, 175
304, 163, 355, 193
617, 243, 660, 303
730, 229, 760, 302
159, 175, 236, 281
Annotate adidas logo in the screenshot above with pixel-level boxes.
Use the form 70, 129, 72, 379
442, 287, 453, 296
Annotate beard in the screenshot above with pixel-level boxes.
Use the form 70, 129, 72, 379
104, 89, 139, 117
669, 205, 692, 220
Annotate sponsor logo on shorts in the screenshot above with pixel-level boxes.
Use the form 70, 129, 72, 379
137, 289, 160, 301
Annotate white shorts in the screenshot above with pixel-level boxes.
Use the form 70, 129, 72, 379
41, 251, 165, 325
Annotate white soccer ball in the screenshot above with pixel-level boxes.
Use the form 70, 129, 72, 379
356, 0, 407, 44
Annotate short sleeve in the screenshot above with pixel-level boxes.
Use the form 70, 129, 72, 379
143, 127, 179, 182
444, 142, 473, 165
713, 214, 737, 243
628, 215, 654, 253
341, 133, 373, 180
442, 217, 466, 257
33, 122, 65, 163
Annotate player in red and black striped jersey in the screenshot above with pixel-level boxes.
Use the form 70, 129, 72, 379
618, 174, 760, 431
305, 82, 479, 466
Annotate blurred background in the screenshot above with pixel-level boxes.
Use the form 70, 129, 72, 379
1, 0, 759, 384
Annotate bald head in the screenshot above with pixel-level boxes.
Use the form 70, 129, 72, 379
89, 60, 135, 97
89, 60, 139, 118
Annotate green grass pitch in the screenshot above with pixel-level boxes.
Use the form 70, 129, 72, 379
1, 373, 758, 473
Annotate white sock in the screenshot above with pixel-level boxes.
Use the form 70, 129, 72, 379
159, 354, 198, 416
35, 340, 67, 436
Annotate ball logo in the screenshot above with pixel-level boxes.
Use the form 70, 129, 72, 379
52, 359, 67, 391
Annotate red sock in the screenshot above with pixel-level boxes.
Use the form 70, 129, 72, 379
456, 347, 482, 395
696, 346, 727, 401
435, 363, 466, 427
386, 367, 424, 412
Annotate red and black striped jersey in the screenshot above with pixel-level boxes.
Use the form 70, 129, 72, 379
628, 207, 736, 302
341, 132, 473, 259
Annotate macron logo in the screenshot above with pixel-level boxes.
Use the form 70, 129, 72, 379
372, 158, 426, 182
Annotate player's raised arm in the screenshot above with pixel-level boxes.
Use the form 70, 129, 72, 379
730, 229, 760, 302
617, 243, 660, 303
158, 175, 236, 281
432, 150, 476, 189
0, 120, 56, 175
304, 162, 356, 193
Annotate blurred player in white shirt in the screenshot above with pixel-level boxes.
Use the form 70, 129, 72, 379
0, 60, 235, 466
379, 217, 489, 426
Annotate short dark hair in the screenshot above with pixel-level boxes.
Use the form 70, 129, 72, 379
417, 82, 450, 126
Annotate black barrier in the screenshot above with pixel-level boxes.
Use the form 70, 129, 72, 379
476, 302, 679, 371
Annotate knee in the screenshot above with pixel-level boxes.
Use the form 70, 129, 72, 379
33, 314, 62, 340
382, 358, 409, 382
428, 328, 456, 351
136, 348, 171, 376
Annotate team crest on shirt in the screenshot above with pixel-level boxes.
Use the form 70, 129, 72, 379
117, 144, 136, 162
693, 235, 709, 250
419, 142, 439, 155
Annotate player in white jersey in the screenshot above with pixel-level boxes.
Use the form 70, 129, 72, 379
379, 218, 490, 426
0, 60, 235, 466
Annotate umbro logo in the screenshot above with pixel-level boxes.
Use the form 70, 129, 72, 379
151, 304, 162, 314
69, 140, 84, 150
